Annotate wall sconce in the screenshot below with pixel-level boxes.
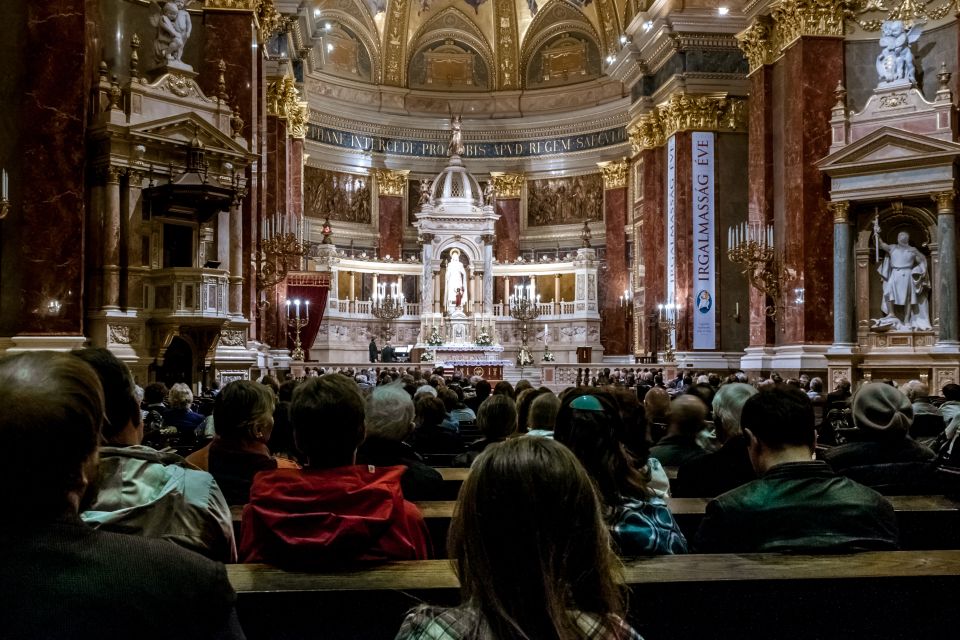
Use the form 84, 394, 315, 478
1, 168, 10, 219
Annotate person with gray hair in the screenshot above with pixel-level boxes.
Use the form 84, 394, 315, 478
526, 392, 561, 438
675, 383, 759, 497
162, 382, 205, 445
356, 383, 443, 500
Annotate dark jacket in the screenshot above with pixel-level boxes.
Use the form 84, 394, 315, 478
694, 461, 899, 553
162, 407, 206, 443
821, 436, 938, 495
675, 434, 755, 497
0, 517, 243, 640
208, 439, 279, 505
411, 424, 465, 456
650, 434, 708, 467
356, 436, 444, 501
369, 341, 379, 363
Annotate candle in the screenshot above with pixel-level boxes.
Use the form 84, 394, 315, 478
294, 299, 301, 319
3, 168, 8, 200
286, 299, 291, 319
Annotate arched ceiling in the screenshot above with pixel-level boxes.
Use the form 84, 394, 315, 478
309, 0, 637, 91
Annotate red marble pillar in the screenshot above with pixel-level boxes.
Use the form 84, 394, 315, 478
261, 114, 288, 348
600, 162, 629, 356
494, 198, 520, 262
779, 38, 842, 345
640, 147, 666, 356
0, 0, 96, 337
748, 66, 776, 348
289, 137, 303, 224
375, 169, 407, 259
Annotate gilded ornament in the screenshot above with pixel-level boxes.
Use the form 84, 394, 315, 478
255, 0, 285, 41
266, 75, 309, 138
771, 0, 848, 49
489, 172, 524, 198
627, 94, 747, 152
204, 0, 257, 9
736, 16, 776, 74
847, 0, 958, 31
108, 325, 139, 345
383, 0, 410, 86
831, 200, 851, 223
597, 160, 628, 190
494, 0, 520, 90
933, 190, 955, 212
594, 0, 621, 55
373, 169, 409, 197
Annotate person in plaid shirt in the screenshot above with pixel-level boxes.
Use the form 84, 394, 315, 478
395, 437, 643, 640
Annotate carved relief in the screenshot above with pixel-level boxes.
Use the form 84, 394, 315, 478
594, 0, 620, 55
527, 32, 600, 89
219, 328, 246, 346
494, 0, 520, 89
527, 173, 603, 226
304, 166, 372, 224
410, 40, 490, 90
383, 0, 411, 85
108, 325, 140, 345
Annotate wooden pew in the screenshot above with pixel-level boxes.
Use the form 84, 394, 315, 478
228, 550, 960, 640
231, 495, 960, 553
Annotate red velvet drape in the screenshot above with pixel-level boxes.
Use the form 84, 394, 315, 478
286, 284, 328, 361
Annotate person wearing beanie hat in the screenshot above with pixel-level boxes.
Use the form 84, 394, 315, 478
821, 383, 937, 494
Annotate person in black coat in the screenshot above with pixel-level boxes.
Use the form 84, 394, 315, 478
0, 351, 243, 640
356, 383, 443, 500
369, 338, 379, 363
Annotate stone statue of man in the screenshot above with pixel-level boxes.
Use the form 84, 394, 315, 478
874, 223, 931, 331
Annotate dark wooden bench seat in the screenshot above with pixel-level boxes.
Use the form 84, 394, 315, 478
228, 550, 960, 640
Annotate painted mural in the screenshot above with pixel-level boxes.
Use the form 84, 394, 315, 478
527, 173, 603, 226
304, 166, 372, 224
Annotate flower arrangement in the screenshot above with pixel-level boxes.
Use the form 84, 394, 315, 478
420, 350, 434, 362
426, 326, 443, 346
541, 349, 555, 362
475, 325, 493, 346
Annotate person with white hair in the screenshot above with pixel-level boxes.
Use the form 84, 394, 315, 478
356, 383, 443, 500
675, 383, 758, 497
162, 382, 205, 445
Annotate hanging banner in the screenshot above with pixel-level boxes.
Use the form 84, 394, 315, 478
692, 132, 716, 350
666, 136, 677, 349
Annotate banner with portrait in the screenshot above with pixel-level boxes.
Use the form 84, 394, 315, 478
691, 132, 716, 350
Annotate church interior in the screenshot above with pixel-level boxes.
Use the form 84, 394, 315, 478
3, 0, 960, 390
4, 2, 960, 639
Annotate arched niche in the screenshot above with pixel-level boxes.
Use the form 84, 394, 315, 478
312, 3, 382, 82
854, 202, 939, 339
406, 7, 494, 91
521, 0, 602, 89
525, 32, 601, 89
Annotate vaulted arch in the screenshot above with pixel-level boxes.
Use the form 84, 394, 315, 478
406, 7, 495, 91
521, 0, 603, 89
312, 1, 382, 82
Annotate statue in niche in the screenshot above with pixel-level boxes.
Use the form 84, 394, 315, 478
419, 179, 431, 206
448, 115, 465, 157
871, 218, 931, 331
483, 181, 494, 206
151, 1, 194, 70
876, 20, 922, 87
445, 248, 468, 313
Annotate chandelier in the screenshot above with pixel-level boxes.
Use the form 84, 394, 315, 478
727, 221, 787, 318
257, 226, 307, 293
510, 280, 541, 366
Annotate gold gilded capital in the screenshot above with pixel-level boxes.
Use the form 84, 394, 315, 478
105, 166, 122, 184
204, 0, 257, 10
628, 93, 748, 151
772, 0, 847, 51
490, 172, 524, 199
597, 160, 629, 190
255, 0, 285, 41
373, 169, 409, 197
830, 200, 850, 223
266, 75, 309, 138
933, 190, 956, 213
736, 16, 776, 74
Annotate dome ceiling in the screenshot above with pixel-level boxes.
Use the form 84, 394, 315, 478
309, 0, 639, 91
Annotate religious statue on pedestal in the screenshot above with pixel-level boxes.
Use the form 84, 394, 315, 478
871, 218, 931, 331
151, 1, 194, 70
448, 115, 465, 157
445, 248, 468, 313
876, 20, 922, 87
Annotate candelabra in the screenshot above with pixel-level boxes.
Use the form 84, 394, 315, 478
727, 221, 787, 318
657, 302, 679, 363
285, 298, 310, 361
371, 280, 405, 340
257, 231, 307, 293
509, 281, 541, 366
620, 288, 633, 320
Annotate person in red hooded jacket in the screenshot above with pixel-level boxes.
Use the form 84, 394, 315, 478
239, 374, 430, 566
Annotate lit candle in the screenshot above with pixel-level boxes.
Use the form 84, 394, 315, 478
304, 299, 310, 321
2, 168, 8, 200
286, 299, 292, 319
294, 299, 301, 319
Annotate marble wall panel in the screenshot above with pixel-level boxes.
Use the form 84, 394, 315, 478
600, 187, 629, 355
748, 66, 776, 347
717, 133, 750, 353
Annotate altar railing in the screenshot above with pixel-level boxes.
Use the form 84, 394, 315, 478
328, 300, 586, 319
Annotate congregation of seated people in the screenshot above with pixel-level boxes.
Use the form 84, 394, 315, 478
3, 351, 960, 639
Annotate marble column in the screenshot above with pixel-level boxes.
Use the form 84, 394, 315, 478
778, 37, 843, 345
126, 170, 145, 310
375, 169, 407, 259
598, 160, 630, 355
421, 238, 433, 314
935, 191, 959, 345
229, 198, 243, 316
433, 270, 441, 313
482, 238, 494, 316
832, 201, 854, 345
289, 136, 303, 231
747, 65, 776, 348
349, 271, 356, 306
554, 274, 561, 311
638, 147, 665, 356
103, 166, 122, 310
492, 173, 523, 263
